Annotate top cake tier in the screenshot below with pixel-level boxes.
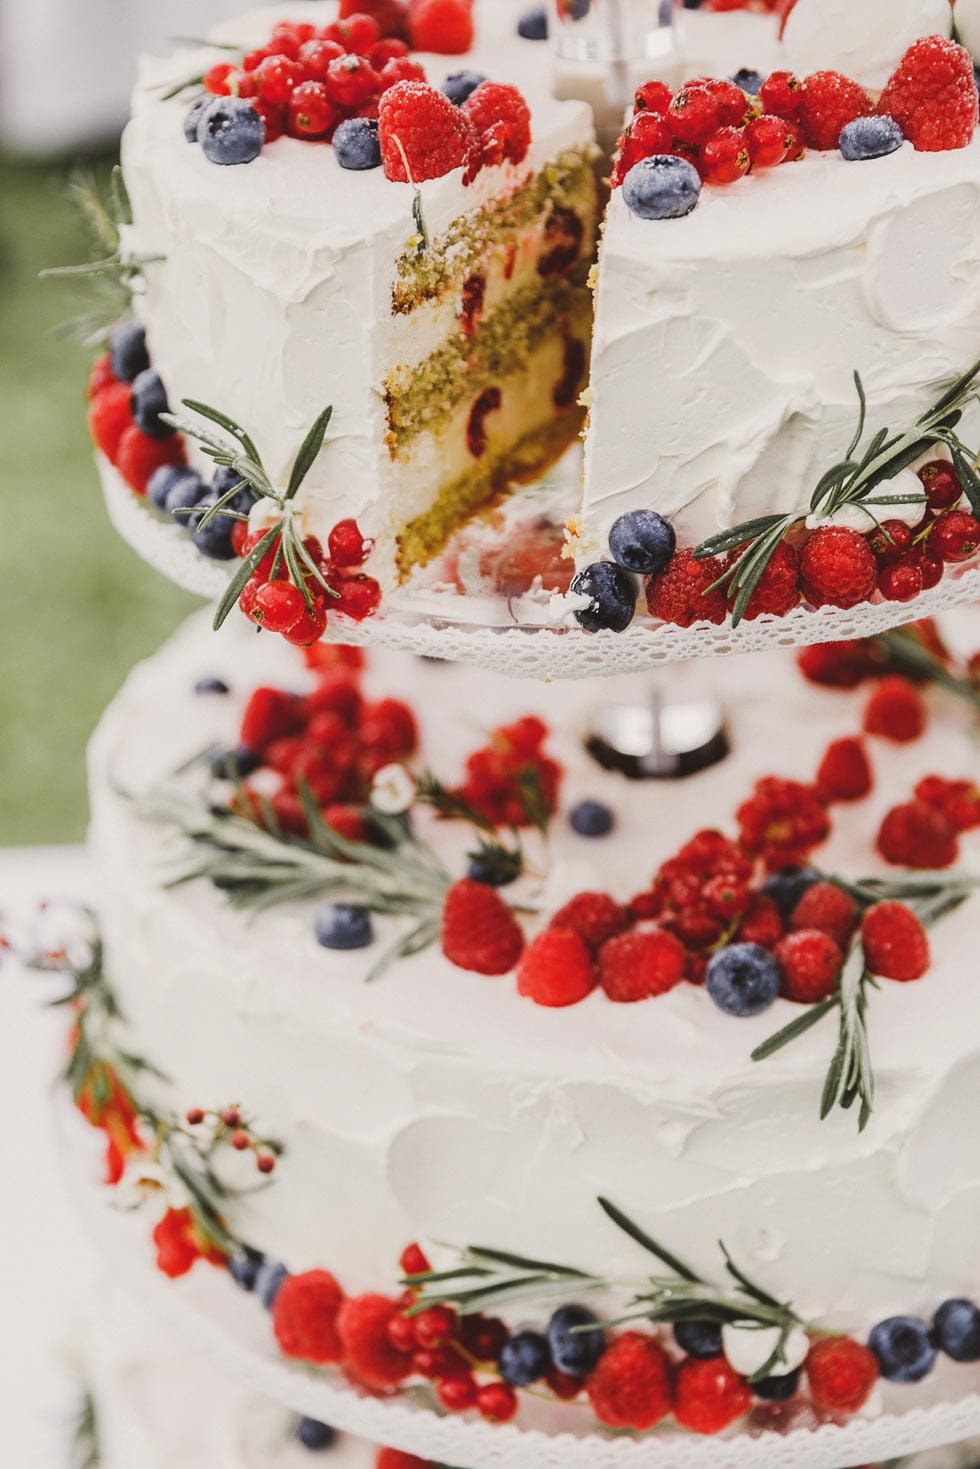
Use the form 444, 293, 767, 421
86, 0, 980, 672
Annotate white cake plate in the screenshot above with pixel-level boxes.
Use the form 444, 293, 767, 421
99, 458, 980, 681
61, 1105, 980, 1469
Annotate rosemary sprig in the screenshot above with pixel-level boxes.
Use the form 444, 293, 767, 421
752, 870, 979, 1129
406, 1199, 806, 1383
696, 358, 980, 626
71, 1390, 100, 1469
414, 770, 528, 881
159, 401, 338, 627
41, 167, 161, 347
876, 627, 980, 714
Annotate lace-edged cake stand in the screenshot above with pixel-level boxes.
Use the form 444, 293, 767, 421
61, 1107, 980, 1469
99, 459, 980, 681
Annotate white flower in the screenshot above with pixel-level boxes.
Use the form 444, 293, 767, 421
370, 763, 416, 816
722, 1322, 810, 1379
112, 1159, 183, 1212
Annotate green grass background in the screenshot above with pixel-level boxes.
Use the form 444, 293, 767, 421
0, 154, 196, 845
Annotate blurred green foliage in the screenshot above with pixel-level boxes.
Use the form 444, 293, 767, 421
0, 155, 196, 845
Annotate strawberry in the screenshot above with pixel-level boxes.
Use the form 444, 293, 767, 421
272, 1270, 345, 1363
516, 927, 596, 1007
597, 929, 686, 1003
441, 879, 524, 975
240, 687, 304, 752
815, 736, 872, 804
673, 1357, 752, 1435
806, 1337, 878, 1414
775, 929, 843, 1003
861, 901, 930, 982
877, 800, 958, 869
586, 1332, 673, 1430
408, 0, 474, 53
790, 881, 858, 949
879, 36, 978, 152
88, 381, 134, 460
863, 676, 926, 743
337, 1294, 414, 1389
114, 425, 187, 495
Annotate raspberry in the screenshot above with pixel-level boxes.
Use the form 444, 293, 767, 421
797, 71, 873, 150
775, 929, 843, 1003
790, 881, 857, 949
441, 879, 525, 975
915, 775, 980, 833
669, 85, 722, 144
673, 1357, 752, 1435
634, 80, 673, 115
360, 698, 418, 757
408, 0, 474, 54
586, 1332, 673, 1430
797, 639, 879, 688
240, 687, 304, 752
612, 112, 675, 187
737, 894, 785, 950
737, 777, 830, 872
597, 929, 686, 1003
861, 901, 930, 982
337, 1294, 414, 1389
731, 540, 800, 620
646, 549, 727, 628
115, 425, 186, 495
878, 36, 978, 152
550, 892, 630, 953
863, 676, 926, 744
379, 80, 478, 181
815, 736, 872, 804
88, 380, 134, 460
516, 927, 596, 1007
462, 82, 531, 167
700, 126, 750, 185
931, 509, 980, 562
800, 527, 877, 609
272, 1270, 345, 1363
759, 70, 802, 118
806, 1337, 878, 1414
745, 113, 792, 167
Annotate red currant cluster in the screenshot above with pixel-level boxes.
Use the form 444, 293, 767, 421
868, 460, 980, 604
454, 716, 561, 828
184, 1104, 279, 1175
201, 0, 474, 146
226, 667, 417, 838
235, 518, 381, 646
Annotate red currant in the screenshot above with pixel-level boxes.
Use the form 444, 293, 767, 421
912, 549, 944, 589
378, 56, 427, 90
272, 21, 317, 47
328, 517, 370, 566
256, 1153, 276, 1174
476, 1382, 518, 1423
252, 581, 307, 632
782, 120, 806, 161
413, 1305, 456, 1350
331, 574, 382, 621
634, 79, 672, 115
459, 1315, 509, 1361
546, 1367, 584, 1399
438, 1375, 478, 1411
931, 509, 980, 562
205, 62, 236, 95
399, 1241, 431, 1276
760, 70, 802, 118
325, 54, 380, 108
235, 72, 257, 99
283, 596, 328, 646
230, 1129, 250, 1151
241, 528, 283, 581
918, 459, 963, 511
669, 85, 722, 144
612, 112, 675, 186
287, 81, 339, 138
866, 519, 913, 563
331, 13, 382, 54
297, 38, 345, 80
254, 55, 304, 105
745, 114, 790, 167
371, 39, 411, 68
878, 558, 924, 602
185, 1107, 205, 1125
700, 126, 750, 184
704, 77, 748, 127
241, 47, 274, 73
386, 1312, 418, 1354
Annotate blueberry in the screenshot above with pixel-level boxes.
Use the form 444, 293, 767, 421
190, 492, 237, 559
869, 1317, 937, 1384
570, 800, 614, 838
609, 509, 676, 576
333, 117, 381, 170
314, 904, 373, 951
228, 1247, 264, 1292
442, 71, 487, 107
211, 463, 254, 516
208, 743, 261, 779
731, 68, 763, 96
706, 943, 780, 1018
761, 866, 820, 919
184, 95, 210, 143
164, 470, 208, 523
109, 322, 149, 383
296, 1418, 337, 1451
934, 1299, 980, 1363
840, 115, 904, 162
548, 1304, 605, 1376
195, 676, 230, 696
672, 1320, 723, 1360
498, 1330, 551, 1387
517, 4, 548, 39
147, 464, 195, 512
198, 96, 265, 166
622, 155, 701, 221
467, 848, 521, 886
571, 561, 636, 634
255, 1261, 289, 1310
753, 1367, 801, 1402
130, 369, 175, 439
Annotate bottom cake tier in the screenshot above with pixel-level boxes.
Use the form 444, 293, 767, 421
70, 605, 980, 1453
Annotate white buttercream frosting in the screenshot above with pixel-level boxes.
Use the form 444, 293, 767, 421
581, 140, 980, 555
87, 608, 980, 1356
782, 0, 954, 92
